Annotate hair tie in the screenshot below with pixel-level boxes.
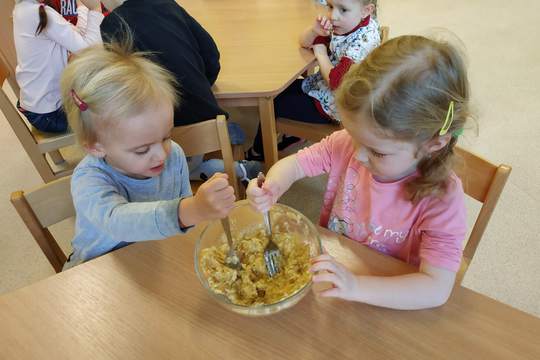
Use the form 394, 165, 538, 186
438, 101, 454, 136
452, 128, 464, 138
70, 89, 88, 111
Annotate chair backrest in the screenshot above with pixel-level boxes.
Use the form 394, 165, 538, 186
0, 55, 76, 182
10, 176, 74, 273
453, 147, 511, 278
380, 25, 389, 43
171, 115, 240, 196
0, 0, 19, 94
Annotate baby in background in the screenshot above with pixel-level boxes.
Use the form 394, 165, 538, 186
247, 0, 381, 160
60, 40, 235, 269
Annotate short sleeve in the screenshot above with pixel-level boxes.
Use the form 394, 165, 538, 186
297, 130, 351, 177
313, 35, 331, 46
418, 176, 467, 272
328, 57, 354, 90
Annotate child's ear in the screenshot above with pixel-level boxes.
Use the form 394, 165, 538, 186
424, 134, 452, 155
364, 3, 376, 16
85, 141, 107, 158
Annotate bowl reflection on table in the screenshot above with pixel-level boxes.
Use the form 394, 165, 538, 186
194, 200, 322, 316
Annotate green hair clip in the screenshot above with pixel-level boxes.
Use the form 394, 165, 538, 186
439, 101, 455, 136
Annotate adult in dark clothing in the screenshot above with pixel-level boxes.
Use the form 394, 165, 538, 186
100, 0, 225, 127
99, 0, 261, 182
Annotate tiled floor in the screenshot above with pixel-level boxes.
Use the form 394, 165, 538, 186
0, 0, 539, 317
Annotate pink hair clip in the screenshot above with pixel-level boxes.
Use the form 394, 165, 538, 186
70, 89, 88, 111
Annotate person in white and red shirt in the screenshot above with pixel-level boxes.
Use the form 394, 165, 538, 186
13, 0, 103, 132
247, 0, 380, 161
48, 0, 110, 25
50, 0, 78, 24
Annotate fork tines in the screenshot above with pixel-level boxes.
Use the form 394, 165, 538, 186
264, 250, 280, 277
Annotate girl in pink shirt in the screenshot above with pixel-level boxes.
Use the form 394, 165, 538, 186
247, 35, 471, 310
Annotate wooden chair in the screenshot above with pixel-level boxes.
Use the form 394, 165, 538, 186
380, 25, 389, 44
172, 115, 240, 198
453, 147, 511, 284
276, 26, 390, 145
0, 55, 77, 183
11, 176, 73, 273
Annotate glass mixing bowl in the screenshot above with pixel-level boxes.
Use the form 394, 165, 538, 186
194, 200, 322, 316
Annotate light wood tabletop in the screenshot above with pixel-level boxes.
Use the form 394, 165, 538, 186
0, 225, 539, 359
179, 0, 322, 169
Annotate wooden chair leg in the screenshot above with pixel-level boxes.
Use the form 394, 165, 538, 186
49, 150, 66, 165
232, 144, 244, 161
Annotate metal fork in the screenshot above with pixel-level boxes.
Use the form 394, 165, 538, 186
220, 217, 241, 270
257, 173, 281, 277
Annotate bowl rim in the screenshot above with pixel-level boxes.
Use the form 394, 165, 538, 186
194, 200, 323, 311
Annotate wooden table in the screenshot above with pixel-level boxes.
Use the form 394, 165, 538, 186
0, 226, 539, 359
179, 0, 321, 170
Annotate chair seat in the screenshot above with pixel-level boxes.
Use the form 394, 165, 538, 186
276, 117, 343, 143
27, 121, 76, 153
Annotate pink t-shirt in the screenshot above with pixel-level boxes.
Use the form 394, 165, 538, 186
297, 130, 467, 272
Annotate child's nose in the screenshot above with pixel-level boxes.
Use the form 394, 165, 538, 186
152, 144, 167, 162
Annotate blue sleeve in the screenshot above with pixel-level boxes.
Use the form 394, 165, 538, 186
71, 169, 184, 242
175, 144, 195, 229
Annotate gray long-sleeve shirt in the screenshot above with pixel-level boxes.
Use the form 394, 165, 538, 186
65, 142, 192, 269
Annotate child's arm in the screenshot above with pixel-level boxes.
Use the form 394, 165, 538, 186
312, 255, 456, 309
71, 169, 234, 242
313, 44, 333, 84
299, 15, 332, 49
248, 130, 341, 211
43, 1, 103, 53
246, 154, 305, 213
72, 178, 187, 241
74, 1, 89, 35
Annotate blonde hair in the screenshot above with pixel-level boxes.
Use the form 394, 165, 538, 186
336, 35, 471, 202
60, 40, 179, 146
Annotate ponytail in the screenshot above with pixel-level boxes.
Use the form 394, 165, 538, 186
35, 1, 54, 35
406, 136, 459, 203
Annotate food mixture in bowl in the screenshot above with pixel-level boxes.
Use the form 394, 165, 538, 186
200, 226, 311, 306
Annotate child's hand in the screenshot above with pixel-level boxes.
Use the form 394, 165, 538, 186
79, 0, 101, 11
246, 177, 280, 213
180, 173, 236, 227
311, 253, 361, 301
194, 173, 236, 218
313, 15, 333, 36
